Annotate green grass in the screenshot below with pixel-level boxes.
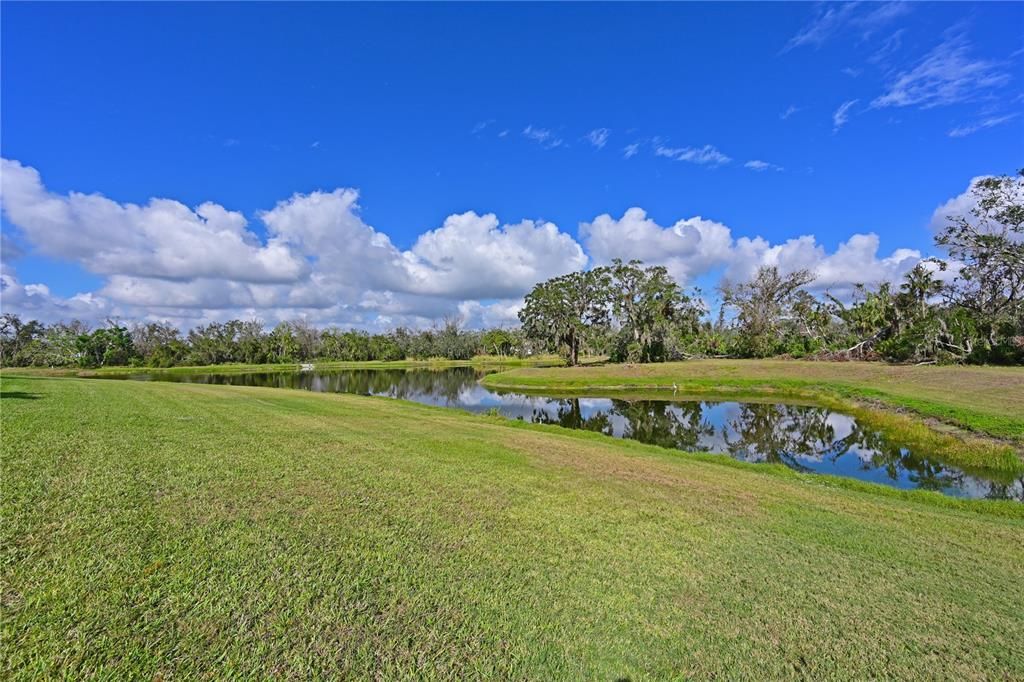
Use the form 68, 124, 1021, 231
1, 354, 566, 379
483, 360, 1024, 442
3, 376, 1023, 679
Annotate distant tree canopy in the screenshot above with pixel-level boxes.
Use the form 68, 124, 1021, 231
3, 171, 1021, 368
0, 315, 533, 369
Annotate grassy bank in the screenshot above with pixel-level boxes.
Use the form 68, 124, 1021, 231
483, 360, 1024, 442
3, 376, 1023, 678
0, 353, 566, 378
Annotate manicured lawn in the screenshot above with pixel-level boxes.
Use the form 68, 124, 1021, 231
483, 360, 1024, 442
2, 375, 1023, 679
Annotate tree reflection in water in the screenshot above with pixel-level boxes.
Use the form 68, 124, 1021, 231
123, 368, 1022, 501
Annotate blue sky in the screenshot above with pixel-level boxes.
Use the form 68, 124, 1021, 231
1, 2, 1022, 329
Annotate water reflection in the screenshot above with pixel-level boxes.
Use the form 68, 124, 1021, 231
117, 367, 1022, 501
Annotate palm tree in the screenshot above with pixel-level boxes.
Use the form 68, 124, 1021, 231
900, 264, 943, 319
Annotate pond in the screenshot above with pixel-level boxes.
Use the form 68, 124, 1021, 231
109, 367, 1022, 501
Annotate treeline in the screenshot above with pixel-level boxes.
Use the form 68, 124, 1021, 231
517, 170, 1023, 365
0, 317, 534, 369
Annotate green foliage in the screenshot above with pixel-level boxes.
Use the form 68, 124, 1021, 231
519, 261, 707, 364
72, 323, 136, 368
606, 259, 706, 362
481, 328, 519, 356
936, 170, 1024, 350
720, 266, 817, 358
518, 269, 611, 365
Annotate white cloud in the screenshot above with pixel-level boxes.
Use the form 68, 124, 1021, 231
833, 99, 858, 133
580, 208, 734, 283
929, 178, 987, 235
522, 125, 564, 149
928, 174, 1024, 237
471, 119, 495, 134
781, 2, 911, 53
727, 232, 922, 297
0, 158, 308, 284
781, 2, 862, 52
780, 105, 801, 120
582, 208, 928, 298
0, 158, 590, 329
871, 32, 1011, 110
259, 188, 411, 294
654, 143, 731, 167
405, 212, 587, 299
856, 2, 912, 39
584, 128, 610, 149
867, 29, 905, 67
457, 299, 524, 329
0, 266, 112, 324
622, 142, 641, 159
744, 160, 784, 172
948, 113, 1018, 138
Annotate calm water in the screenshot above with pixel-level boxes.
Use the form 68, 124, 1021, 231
111, 367, 1022, 501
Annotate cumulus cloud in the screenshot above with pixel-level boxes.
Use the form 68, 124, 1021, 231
0, 263, 112, 324
457, 299, 524, 329
580, 208, 734, 283
0, 157, 589, 329
930, 183, 977, 236
928, 174, 1024, 240
0, 159, 307, 283
582, 208, 928, 298
260, 188, 411, 294
405, 212, 587, 299
726, 233, 922, 297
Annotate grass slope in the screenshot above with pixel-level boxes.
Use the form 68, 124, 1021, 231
3, 376, 1023, 679
482, 360, 1024, 443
